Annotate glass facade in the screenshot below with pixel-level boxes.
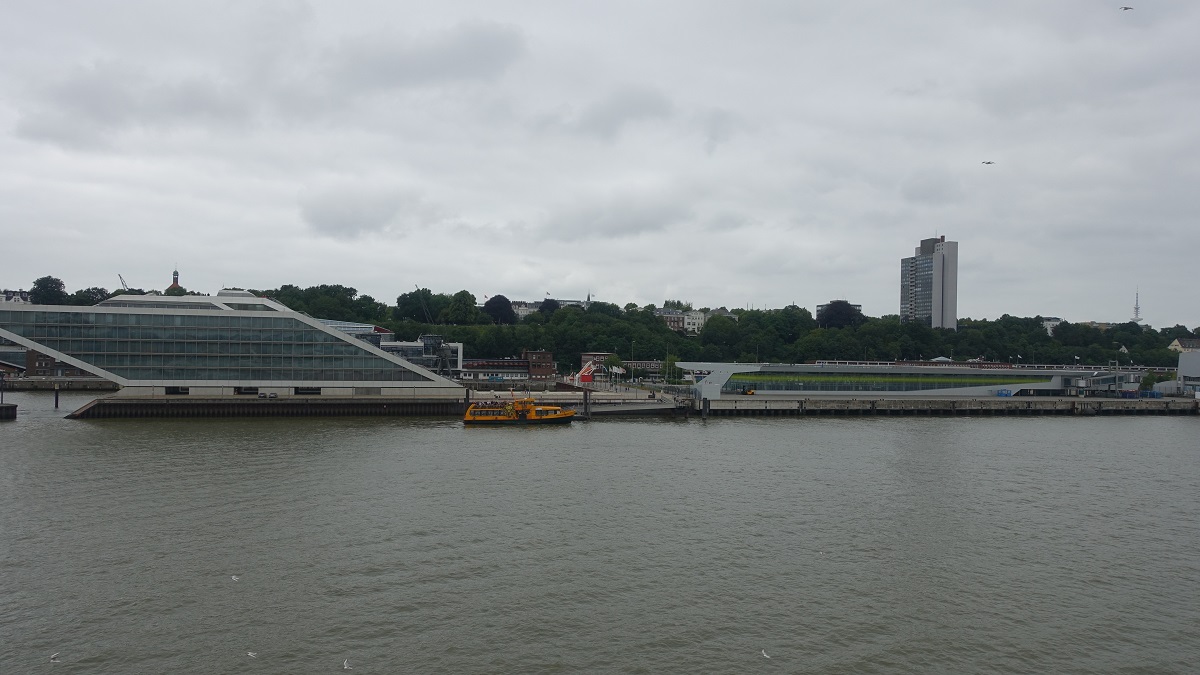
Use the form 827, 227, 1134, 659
0, 309, 432, 383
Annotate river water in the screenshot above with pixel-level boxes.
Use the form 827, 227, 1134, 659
2, 391, 1198, 673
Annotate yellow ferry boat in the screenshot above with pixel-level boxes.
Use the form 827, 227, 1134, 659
463, 396, 577, 425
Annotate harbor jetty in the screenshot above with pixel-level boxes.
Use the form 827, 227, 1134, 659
693, 396, 1199, 417
50, 390, 1200, 419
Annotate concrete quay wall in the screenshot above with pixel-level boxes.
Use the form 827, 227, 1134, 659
699, 397, 1200, 417
6, 378, 119, 392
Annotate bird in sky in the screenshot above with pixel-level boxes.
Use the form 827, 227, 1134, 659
1120, 6, 1133, 10
982, 161, 995, 164
761, 649, 771, 659
344, 659, 353, 670
50, 653, 61, 663
247, 652, 257, 658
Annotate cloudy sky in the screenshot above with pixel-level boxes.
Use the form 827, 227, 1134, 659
2, 1, 1197, 327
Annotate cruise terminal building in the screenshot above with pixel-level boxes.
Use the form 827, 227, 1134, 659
679, 361, 1144, 400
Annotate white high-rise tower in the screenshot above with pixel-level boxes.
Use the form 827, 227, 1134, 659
900, 236, 958, 330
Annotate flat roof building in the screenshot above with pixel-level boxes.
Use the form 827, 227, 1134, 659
901, 236, 958, 330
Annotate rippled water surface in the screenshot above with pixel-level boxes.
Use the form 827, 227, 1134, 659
2, 391, 1199, 673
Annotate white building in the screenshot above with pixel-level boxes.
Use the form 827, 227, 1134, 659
900, 236, 958, 330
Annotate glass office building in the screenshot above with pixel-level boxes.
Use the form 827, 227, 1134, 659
0, 290, 460, 396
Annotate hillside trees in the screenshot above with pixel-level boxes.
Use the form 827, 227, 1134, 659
816, 300, 866, 329
395, 288, 452, 323
68, 287, 112, 305
29, 276, 69, 305
539, 298, 561, 315
481, 294, 517, 324
440, 291, 485, 325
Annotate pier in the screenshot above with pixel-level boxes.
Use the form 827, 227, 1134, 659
694, 396, 1200, 417
24, 389, 1200, 420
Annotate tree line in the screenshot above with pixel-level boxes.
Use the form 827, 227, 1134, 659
17, 276, 1197, 373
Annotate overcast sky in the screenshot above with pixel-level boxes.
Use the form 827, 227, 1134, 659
2, 1, 1197, 327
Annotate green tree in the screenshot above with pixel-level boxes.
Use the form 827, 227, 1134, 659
395, 288, 451, 323
164, 285, 189, 297
586, 301, 623, 318
539, 298, 561, 315
662, 299, 693, 311
29, 276, 69, 305
816, 300, 865, 329
439, 290, 482, 325
699, 315, 740, 359
482, 295, 517, 324
68, 287, 111, 305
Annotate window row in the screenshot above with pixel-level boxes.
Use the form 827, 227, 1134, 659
0, 311, 305, 329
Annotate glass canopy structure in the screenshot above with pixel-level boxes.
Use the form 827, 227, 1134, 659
0, 290, 461, 397
678, 361, 1142, 399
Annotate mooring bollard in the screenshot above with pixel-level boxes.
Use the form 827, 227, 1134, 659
54, 385, 60, 409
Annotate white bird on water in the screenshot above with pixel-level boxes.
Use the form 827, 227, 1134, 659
344, 659, 353, 670
50, 653, 61, 663
231, 575, 240, 581
247, 652, 257, 658
762, 649, 771, 659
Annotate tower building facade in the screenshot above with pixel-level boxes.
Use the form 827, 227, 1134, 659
900, 236, 958, 330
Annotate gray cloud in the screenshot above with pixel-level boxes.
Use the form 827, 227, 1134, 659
900, 168, 964, 205
15, 61, 250, 146
298, 180, 445, 238
2, 2, 1198, 327
571, 85, 674, 140
701, 108, 740, 155
543, 187, 694, 239
326, 21, 525, 92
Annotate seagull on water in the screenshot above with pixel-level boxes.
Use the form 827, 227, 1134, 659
247, 652, 257, 658
50, 653, 61, 663
231, 575, 240, 581
344, 659, 353, 670
762, 649, 771, 659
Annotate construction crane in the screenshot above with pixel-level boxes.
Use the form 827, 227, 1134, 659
118, 274, 130, 291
